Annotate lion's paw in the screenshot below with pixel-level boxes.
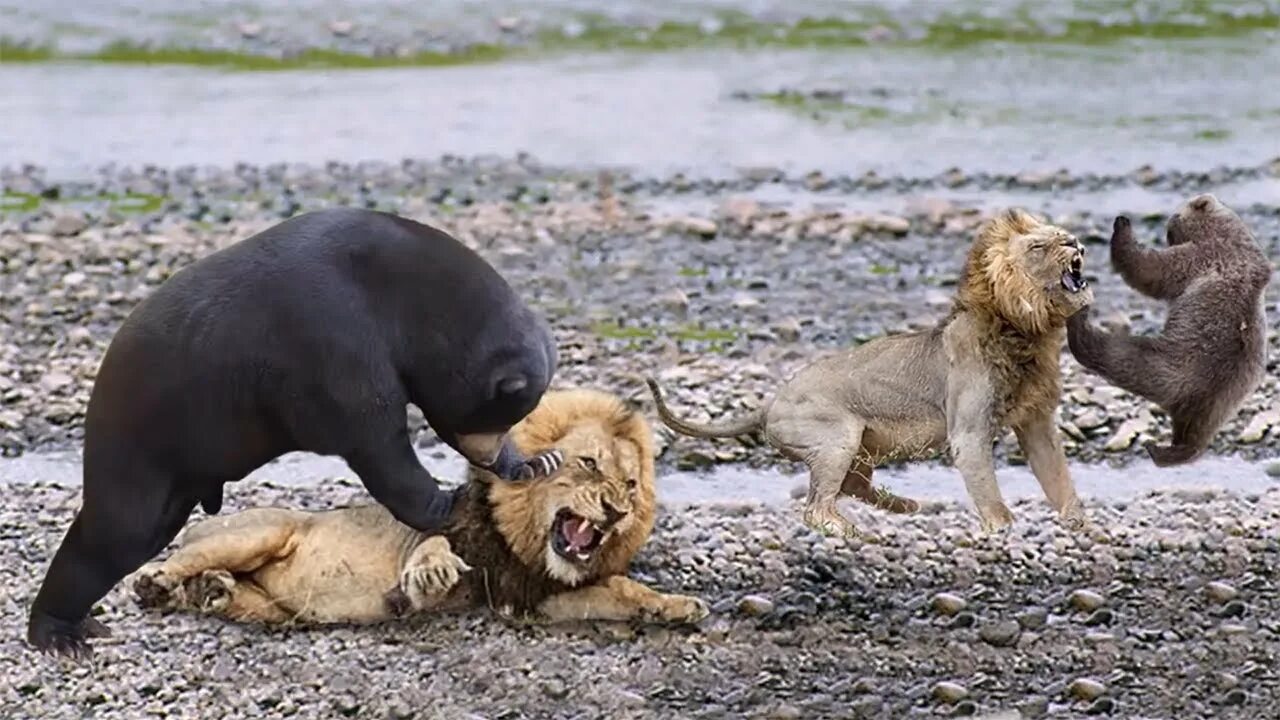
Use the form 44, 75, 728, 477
402, 538, 472, 607
188, 570, 235, 612
654, 594, 710, 625
1058, 500, 1090, 532
132, 564, 183, 609
803, 504, 858, 539
977, 503, 1015, 535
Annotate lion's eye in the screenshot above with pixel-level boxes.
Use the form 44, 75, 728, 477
626, 478, 638, 490
578, 456, 598, 472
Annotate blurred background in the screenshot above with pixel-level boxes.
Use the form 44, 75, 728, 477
3, 0, 1280, 182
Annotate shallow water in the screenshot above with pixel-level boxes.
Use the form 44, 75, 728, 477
4, 36, 1279, 182
3, 448, 1274, 510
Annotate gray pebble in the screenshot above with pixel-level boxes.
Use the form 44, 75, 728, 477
979, 620, 1022, 647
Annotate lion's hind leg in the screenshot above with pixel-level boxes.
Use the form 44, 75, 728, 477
840, 454, 921, 514
184, 570, 293, 623
537, 575, 709, 625
131, 508, 304, 611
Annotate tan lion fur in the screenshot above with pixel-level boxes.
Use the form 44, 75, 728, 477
648, 208, 1094, 536
129, 388, 708, 627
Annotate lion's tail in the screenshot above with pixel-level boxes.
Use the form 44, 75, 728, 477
644, 377, 763, 439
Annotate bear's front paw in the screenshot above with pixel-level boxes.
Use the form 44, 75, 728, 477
516, 449, 564, 481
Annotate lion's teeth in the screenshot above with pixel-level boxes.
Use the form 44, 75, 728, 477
577, 518, 591, 535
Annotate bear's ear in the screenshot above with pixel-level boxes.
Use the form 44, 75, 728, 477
1191, 195, 1215, 212
496, 376, 527, 396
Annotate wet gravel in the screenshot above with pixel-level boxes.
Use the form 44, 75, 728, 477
2, 160, 1279, 472
2, 480, 1278, 719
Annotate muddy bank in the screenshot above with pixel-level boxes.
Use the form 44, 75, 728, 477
3, 481, 1278, 719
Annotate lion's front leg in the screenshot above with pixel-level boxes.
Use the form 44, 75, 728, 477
391, 536, 472, 614
946, 364, 1014, 534
1013, 411, 1087, 530
537, 576, 709, 625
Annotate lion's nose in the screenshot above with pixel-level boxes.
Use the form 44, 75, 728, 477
601, 500, 627, 527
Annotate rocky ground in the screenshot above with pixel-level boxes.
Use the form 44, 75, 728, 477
2, 160, 1279, 471
2, 480, 1278, 719
3, 160, 1280, 719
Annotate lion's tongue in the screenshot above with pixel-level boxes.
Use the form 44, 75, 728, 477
1062, 270, 1083, 293
561, 517, 595, 550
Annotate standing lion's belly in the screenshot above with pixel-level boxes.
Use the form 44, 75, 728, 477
862, 415, 948, 462
249, 523, 408, 623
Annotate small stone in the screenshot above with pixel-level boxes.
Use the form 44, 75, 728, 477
1205, 581, 1239, 603
1082, 609, 1114, 627
947, 612, 977, 630
771, 318, 802, 343
1067, 678, 1107, 701
40, 372, 74, 393
659, 289, 689, 313
1219, 689, 1247, 706
541, 679, 569, 700
1084, 698, 1116, 715
1239, 408, 1280, 443
237, 21, 262, 39
1073, 409, 1108, 431
979, 620, 1021, 647
738, 594, 775, 617
1104, 417, 1149, 452
1068, 589, 1106, 612
328, 19, 354, 36
51, 211, 88, 237
1017, 607, 1048, 630
668, 216, 717, 238
930, 592, 967, 616
496, 16, 522, 32
1217, 600, 1247, 618
1266, 462, 1280, 478
732, 294, 761, 310
864, 214, 910, 235
61, 271, 86, 287
932, 681, 968, 704
769, 704, 802, 720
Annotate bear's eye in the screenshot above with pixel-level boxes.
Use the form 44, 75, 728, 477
577, 456, 598, 472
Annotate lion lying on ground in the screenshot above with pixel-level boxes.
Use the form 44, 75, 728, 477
130, 388, 709, 627
648, 208, 1094, 536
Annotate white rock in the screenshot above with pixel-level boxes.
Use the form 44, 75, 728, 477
1239, 407, 1280, 443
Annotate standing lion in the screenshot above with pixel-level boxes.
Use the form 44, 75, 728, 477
130, 388, 708, 627
648, 209, 1094, 536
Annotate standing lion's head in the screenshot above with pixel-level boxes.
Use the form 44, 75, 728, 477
477, 389, 657, 587
956, 208, 1093, 334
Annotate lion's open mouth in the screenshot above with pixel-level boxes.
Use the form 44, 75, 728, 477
551, 509, 603, 563
1061, 256, 1086, 293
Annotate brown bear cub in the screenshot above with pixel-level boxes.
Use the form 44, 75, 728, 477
1067, 194, 1272, 467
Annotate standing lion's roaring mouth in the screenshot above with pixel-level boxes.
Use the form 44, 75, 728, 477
551, 509, 603, 562
1062, 255, 1086, 293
